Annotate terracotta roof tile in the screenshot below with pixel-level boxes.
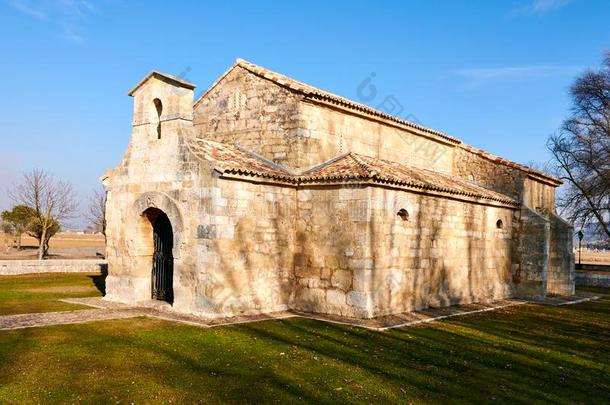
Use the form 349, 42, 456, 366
188, 139, 518, 206
300, 153, 517, 205
188, 138, 291, 179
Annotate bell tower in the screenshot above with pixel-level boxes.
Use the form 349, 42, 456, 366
128, 71, 196, 141
120, 71, 197, 182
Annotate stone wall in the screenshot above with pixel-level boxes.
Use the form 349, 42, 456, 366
576, 272, 610, 287
104, 185, 200, 310
193, 66, 303, 169
0, 260, 107, 275
523, 177, 556, 213
292, 185, 372, 317
511, 208, 575, 298
452, 147, 558, 213
106, 161, 298, 318
291, 184, 517, 318
547, 214, 575, 295
194, 176, 296, 317
365, 187, 516, 316
512, 208, 549, 299
295, 102, 455, 173
453, 146, 525, 200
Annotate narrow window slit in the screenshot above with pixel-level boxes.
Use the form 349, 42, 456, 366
153, 98, 163, 139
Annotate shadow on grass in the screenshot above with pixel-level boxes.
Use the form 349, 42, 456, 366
1, 288, 608, 403
228, 300, 610, 403
88, 266, 107, 296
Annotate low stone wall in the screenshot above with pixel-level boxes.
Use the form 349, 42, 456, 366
0, 260, 107, 276
576, 272, 610, 288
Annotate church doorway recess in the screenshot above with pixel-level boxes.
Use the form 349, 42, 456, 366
149, 209, 174, 303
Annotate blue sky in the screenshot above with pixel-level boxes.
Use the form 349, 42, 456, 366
1, 0, 609, 227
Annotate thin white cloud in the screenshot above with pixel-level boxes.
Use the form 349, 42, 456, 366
457, 65, 581, 80
454, 65, 582, 89
7, 0, 47, 19
6, 0, 97, 43
58, 0, 96, 18
511, 0, 574, 15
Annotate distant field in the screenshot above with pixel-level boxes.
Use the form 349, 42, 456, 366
578, 249, 610, 265
0, 232, 105, 260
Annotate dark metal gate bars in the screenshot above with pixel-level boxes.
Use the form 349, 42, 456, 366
151, 212, 174, 303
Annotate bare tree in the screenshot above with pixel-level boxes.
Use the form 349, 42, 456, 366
9, 169, 79, 259
548, 51, 610, 239
86, 187, 107, 241
523, 160, 553, 176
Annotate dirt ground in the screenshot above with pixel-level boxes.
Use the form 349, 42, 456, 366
0, 232, 105, 260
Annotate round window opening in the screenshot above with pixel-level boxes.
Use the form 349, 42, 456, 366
496, 219, 504, 229
397, 208, 409, 221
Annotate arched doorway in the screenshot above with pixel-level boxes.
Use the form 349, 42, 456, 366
146, 208, 174, 303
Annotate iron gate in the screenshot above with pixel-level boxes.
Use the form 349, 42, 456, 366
151, 212, 174, 302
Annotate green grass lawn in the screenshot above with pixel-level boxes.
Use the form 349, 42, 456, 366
0, 272, 105, 315
0, 274, 609, 404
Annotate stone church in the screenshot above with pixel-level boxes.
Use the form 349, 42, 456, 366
102, 59, 574, 319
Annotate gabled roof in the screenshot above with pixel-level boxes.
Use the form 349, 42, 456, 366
300, 153, 518, 205
188, 139, 518, 207
128, 71, 196, 96
194, 59, 460, 145
192, 58, 561, 186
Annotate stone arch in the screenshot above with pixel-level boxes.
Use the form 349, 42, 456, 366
132, 192, 184, 260
127, 192, 186, 304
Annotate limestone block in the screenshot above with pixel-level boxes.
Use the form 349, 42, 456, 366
349, 258, 374, 270
346, 291, 372, 309
327, 289, 346, 306
353, 269, 373, 291
299, 287, 326, 305
298, 190, 311, 202
331, 269, 352, 290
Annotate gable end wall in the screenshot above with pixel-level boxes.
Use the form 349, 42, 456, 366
193, 67, 303, 169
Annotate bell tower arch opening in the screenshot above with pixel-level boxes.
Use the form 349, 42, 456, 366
153, 98, 163, 139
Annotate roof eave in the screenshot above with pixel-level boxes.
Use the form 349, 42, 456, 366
128, 71, 196, 97
219, 171, 519, 209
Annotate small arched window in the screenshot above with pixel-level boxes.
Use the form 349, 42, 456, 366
496, 219, 504, 229
153, 98, 163, 139
397, 208, 409, 221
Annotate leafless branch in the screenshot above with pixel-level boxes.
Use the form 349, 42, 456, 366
548, 50, 610, 240
8, 168, 79, 259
